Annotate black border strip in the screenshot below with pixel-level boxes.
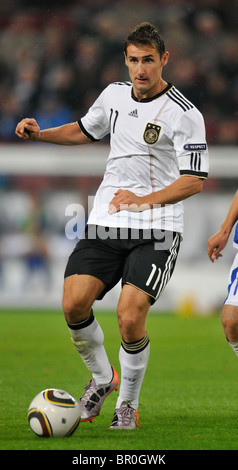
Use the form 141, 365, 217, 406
77, 119, 100, 142
180, 170, 208, 178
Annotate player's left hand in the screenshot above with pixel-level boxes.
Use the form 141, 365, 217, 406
207, 230, 228, 262
108, 189, 150, 214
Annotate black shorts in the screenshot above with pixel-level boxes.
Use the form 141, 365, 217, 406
64, 225, 180, 304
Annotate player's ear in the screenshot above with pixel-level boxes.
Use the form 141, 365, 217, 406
161, 51, 169, 67
124, 51, 128, 67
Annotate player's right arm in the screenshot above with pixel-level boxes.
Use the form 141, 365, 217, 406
208, 190, 238, 262
15, 118, 92, 145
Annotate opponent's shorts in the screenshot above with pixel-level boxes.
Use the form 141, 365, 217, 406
64, 224, 180, 304
224, 252, 238, 307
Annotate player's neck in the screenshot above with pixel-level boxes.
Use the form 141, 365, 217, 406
133, 80, 169, 101
133, 79, 168, 101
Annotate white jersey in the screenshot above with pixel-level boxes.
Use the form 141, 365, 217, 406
234, 223, 238, 249
79, 82, 209, 235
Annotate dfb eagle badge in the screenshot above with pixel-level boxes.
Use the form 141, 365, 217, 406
143, 123, 161, 145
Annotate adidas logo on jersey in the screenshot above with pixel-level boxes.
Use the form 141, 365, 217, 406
128, 109, 138, 118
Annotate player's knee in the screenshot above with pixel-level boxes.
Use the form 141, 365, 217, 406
221, 307, 238, 339
62, 292, 91, 323
221, 316, 236, 335
117, 305, 144, 341
118, 312, 136, 332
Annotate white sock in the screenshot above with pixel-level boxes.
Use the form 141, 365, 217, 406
228, 340, 238, 357
116, 334, 150, 410
67, 311, 112, 385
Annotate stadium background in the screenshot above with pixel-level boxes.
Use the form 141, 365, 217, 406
0, 0, 237, 314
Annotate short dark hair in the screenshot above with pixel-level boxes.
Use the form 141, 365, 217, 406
124, 22, 165, 58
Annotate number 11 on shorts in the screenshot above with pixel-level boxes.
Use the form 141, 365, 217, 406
146, 264, 162, 291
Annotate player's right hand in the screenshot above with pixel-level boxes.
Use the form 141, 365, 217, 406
15, 118, 40, 140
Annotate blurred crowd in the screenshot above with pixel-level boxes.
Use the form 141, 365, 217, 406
0, 0, 237, 145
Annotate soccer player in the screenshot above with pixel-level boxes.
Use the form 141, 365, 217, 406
208, 191, 238, 357
15, 22, 209, 429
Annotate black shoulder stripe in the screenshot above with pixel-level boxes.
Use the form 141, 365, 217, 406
172, 88, 194, 109
113, 81, 131, 86
77, 120, 99, 142
167, 89, 194, 112
167, 91, 188, 111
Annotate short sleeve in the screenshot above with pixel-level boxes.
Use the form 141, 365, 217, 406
78, 88, 110, 141
174, 109, 209, 179
234, 223, 238, 249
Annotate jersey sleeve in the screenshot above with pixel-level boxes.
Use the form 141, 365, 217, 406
233, 223, 238, 249
173, 109, 209, 179
78, 88, 110, 141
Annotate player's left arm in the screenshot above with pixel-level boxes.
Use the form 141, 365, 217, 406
108, 175, 203, 214
208, 190, 238, 262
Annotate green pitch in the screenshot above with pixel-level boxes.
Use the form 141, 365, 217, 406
1, 309, 238, 451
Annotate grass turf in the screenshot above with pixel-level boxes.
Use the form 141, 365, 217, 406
1, 309, 238, 453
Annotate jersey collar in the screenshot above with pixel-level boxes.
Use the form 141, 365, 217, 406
131, 82, 173, 102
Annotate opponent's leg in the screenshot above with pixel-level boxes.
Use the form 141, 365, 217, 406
221, 252, 238, 356
63, 274, 119, 421
221, 304, 238, 356
110, 284, 150, 429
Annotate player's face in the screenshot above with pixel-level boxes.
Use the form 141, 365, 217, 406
125, 44, 169, 100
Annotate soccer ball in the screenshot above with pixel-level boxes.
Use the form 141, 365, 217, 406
28, 388, 81, 437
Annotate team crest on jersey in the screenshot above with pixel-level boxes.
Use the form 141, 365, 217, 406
143, 123, 161, 145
